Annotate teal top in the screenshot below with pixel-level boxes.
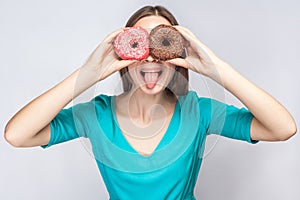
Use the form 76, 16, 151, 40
42, 91, 257, 200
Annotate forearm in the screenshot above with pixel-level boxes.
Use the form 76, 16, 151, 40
4, 28, 132, 147
4, 67, 98, 146
211, 62, 297, 141
172, 25, 296, 140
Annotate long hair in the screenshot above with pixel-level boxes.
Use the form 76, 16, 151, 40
119, 5, 189, 96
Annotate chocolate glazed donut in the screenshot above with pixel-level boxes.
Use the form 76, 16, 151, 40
149, 24, 186, 61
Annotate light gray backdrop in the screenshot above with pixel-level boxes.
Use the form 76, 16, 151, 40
1, 0, 299, 199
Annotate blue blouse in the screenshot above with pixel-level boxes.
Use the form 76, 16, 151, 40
42, 90, 257, 199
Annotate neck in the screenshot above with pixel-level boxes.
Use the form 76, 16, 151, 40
124, 88, 174, 124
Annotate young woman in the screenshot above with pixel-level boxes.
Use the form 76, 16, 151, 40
4, 5, 297, 200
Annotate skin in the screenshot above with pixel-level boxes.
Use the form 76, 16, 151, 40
113, 16, 179, 155
4, 15, 297, 150
167, 25, 297, 141
117, 16, 177, 123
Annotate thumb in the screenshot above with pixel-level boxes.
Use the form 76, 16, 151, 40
166, 58, 191, 70
114, 60, 137, 71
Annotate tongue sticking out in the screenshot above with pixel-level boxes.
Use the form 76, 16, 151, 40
144, 72, 159, 89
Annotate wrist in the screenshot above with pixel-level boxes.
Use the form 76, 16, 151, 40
80, 64, 102, 84
205, 61, 230, 86
72, 66, 100, 95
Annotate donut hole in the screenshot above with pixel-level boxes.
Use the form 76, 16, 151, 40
162, 38, 171, 46
131, 42, 138, 48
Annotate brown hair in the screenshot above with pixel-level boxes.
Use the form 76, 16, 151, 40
119, 5, 189, 96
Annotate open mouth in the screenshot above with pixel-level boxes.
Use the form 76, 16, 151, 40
140, 70, 163, 77
139, 69, 163, 89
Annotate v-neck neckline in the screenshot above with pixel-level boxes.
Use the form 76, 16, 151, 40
111, 95, 180, 158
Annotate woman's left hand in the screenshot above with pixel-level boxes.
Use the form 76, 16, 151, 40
167, 26, 226, 78
168, 26, 297, 142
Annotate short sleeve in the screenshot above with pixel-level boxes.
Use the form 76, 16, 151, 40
199, 97, 258, 144
41, 94, 111, 149
41, 106, 83, 148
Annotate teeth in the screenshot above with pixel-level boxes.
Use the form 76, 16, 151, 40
140, 70, 162, 77
141, 70, 161, 73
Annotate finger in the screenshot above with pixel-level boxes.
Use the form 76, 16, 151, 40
174, 26, 199, 42
167, 57, 205, 74
97, 28, 129, 60
103, 27, 127, 44
119, 59, 137, 68
114, 59, 138, 71
99, 59, 137, 81
174, 26, 212, 53
173, 26, 206, 55
166, 58, 192, 69
175, 26, 217, 64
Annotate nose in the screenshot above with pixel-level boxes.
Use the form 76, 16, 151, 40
145, 54, 156, 62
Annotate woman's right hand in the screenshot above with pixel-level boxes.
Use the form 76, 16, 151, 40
4, 28, 136, 148
81, 28, 137, 83
167, 26, 227, 83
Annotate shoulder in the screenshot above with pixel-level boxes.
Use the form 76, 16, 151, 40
182, 90, 214, 108
68, 93, 113, 120
184, 90, 228, 122
92, 93, 113, 109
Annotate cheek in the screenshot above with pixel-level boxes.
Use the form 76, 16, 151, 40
127, 64, 138, 78
166, 66, 176, 79
127, 66, 141, 85
128, 69, 137, 80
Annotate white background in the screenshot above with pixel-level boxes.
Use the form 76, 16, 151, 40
1, 0, 299, 199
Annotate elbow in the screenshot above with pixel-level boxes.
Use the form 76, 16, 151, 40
285, 125, 297, 141
276, 122, 297, 141
4, 125, 23, 148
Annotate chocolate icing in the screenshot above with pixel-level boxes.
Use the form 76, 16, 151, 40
149, 24, 185, 61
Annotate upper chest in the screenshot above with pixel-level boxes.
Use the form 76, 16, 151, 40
113, 96, 178, 156
117, 114, 173, 156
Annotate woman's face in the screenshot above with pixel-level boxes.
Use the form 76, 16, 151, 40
127, 16, 176, 95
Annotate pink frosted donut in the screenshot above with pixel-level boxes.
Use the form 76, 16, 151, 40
113, 27, 149, 60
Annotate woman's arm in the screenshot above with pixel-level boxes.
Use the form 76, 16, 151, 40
4, 29, 135, 147
215, 62, 297, 141
4, 69, 93, 147
169, 26, 297, 141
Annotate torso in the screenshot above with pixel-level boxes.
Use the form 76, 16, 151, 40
114, 93, 177, 156
121, 118, 172, 156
